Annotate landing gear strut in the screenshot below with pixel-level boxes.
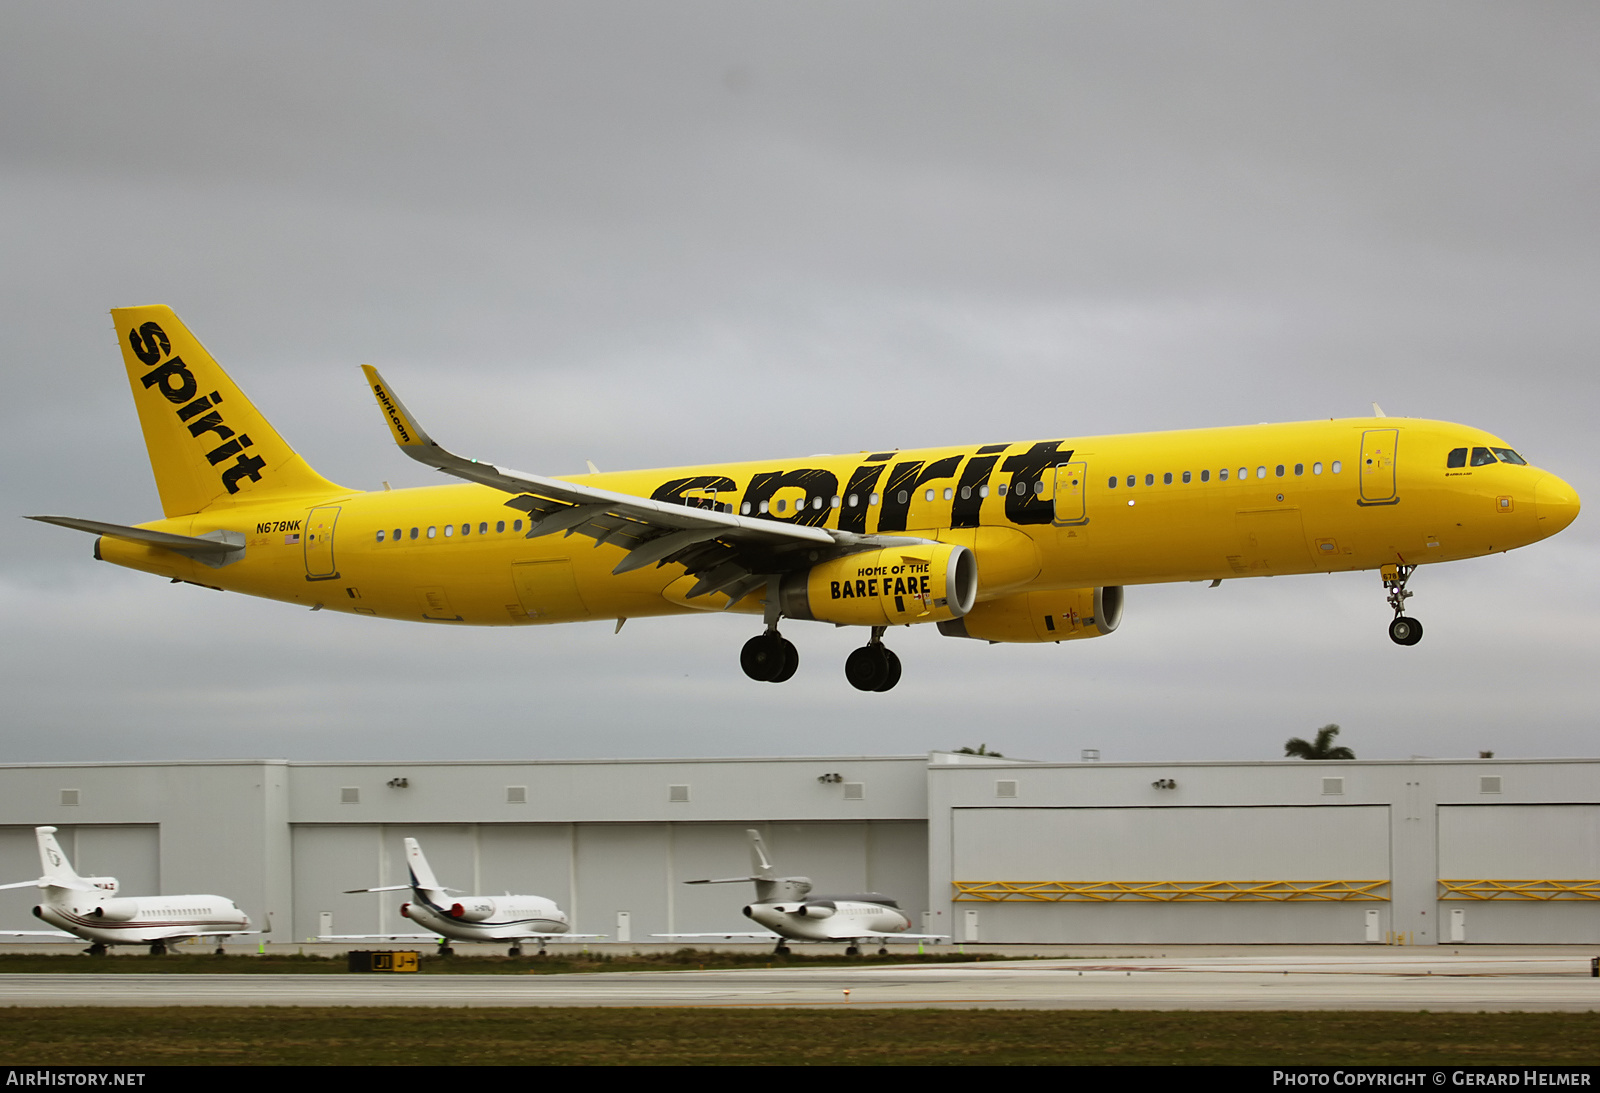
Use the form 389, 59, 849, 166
508, 943, 522, 957
1383, 564, 1423, 646
86, 943, 107, 957
742, 577, 798, 683
773, 942, 791, 956
845, 627, 901, 692
148, 941, 168, 956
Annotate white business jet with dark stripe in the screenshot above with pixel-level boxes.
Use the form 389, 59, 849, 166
0, 827, 252, 955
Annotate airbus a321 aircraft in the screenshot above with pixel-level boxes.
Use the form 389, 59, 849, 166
330, 838, 599, 955
658, 830, 941, 955
31, 307, 1580, 690
0, 827, 252, 955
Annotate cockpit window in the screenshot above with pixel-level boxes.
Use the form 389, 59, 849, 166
1447, 448, 1467, 469
1491, 447, 1527, 466
1470, 447, 1498, 467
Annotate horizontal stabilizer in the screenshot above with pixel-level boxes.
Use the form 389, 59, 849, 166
29, 516, 245, 568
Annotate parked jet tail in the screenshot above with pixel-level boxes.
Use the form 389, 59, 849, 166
404, 838, 447, 896
112, 306, 347, 517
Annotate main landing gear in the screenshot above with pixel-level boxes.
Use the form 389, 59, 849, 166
86, 943, 107, 957
148, 941, 168, 956
1383, 563, 1423, 646
845, 627, 901, 692
741, 631, 798, 683
773, 942, 792, 956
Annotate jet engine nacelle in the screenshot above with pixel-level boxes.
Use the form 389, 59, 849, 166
780, 543, 977, 627
446, 899, 499, 922
938, 586, 1123, 643
795, 901, 836, 919
85, 898, 143, 922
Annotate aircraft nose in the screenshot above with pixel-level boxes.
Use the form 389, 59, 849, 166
1534, 473, 1581, 536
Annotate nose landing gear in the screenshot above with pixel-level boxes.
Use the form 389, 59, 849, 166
845, 627, 902, 692
1383, 564, 1423, 646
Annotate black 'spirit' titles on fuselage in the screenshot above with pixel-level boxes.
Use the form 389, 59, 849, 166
651, 476, 738, 513
645, 441, 1082, 534
129, 323, 266, 494
370, 383, 412, 444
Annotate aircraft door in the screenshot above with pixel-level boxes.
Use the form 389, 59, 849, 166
1359, 429, 1399, 505
1052, 462, 1088, 526
304, 505, 341, 580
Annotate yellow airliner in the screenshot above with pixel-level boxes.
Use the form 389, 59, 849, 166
32, 306, 1580, 692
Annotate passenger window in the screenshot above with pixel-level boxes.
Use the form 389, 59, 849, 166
1275, 465, 1285, 477
393, 528, 401, 540
1034, 481, 1044, 494
1471, 447, 1498, 467
513, 520, 523, 531
462, 524, 470, 535
998, 484, 1008, 496
1107, 477, 1117, 489
376, 530, 385, 542
1294, 464, 1303, 476
1200, 470, 1210, 482
495, 520, 505, 533
409, 528, 419, 540
924, 489, 935, 502
813, 496, 823, 510
1144, 474, 1154, 486
479, 522, 488, 534
776, 499, 787, 512
978, 485, 989, 498
1163, 472, 1173, 485
943, 487, 953, 501
897, 490, 909, 504
1447, 448, 1468, 469
1182, 471, 1191, 484
870, 493, 881, 505
741, 501, 751, 515
831, 495, 842, 508
1219, 469, 1228, 481
1238, 468, 1248, 480
1312, 463, 1322, 475
1491, 448, 1527, 465
1332, 461, 1342, 474
427, 526, 436, 538
443, 525, 453, 537
758, 501, 769, 514
1257, 467, 1267, 479
848, 493, 859, 507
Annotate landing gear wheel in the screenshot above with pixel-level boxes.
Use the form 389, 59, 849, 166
148, 941, 168, 956
437, 943, 454, 957
508, 944, 523, 957
774, 944, 791, 956
846, 644, 901, 692
877, 947, 888, 956
845, 945, 861, 956
1388, 616, 1423, 646
741, 632, 795, 682
770, 638, 799, 683
874, 648, 901, 692
87, 944, 107, 957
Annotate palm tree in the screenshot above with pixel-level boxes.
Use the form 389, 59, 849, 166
954, 744, 1004, 758
1284, 724, 1354, 760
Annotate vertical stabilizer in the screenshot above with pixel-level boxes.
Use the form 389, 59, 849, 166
112, 306, 347, 517
404, 839, 446, 896
35, 827, 82, 887
747, 830, 775, 878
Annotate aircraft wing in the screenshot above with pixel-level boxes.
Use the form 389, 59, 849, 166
363, 367, 928, 605
317, 933, 437, 941
0, 930, 78, 940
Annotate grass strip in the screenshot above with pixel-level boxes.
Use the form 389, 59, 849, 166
1, 1007, 1597, 1066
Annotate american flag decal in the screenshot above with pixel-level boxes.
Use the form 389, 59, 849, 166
285, 533, 300, 545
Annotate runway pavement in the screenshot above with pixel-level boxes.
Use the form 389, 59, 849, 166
2, 953, 1598, 1010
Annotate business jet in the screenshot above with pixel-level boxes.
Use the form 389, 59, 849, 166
330, 837, 598, 956
0, 827, 252, 955
30, 307, 1580, 690
657, 830, 941, 955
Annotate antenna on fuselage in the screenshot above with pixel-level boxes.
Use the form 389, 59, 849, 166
1372, 403, 1387, 417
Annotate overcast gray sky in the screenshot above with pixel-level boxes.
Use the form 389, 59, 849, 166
3, 1, 1596, 765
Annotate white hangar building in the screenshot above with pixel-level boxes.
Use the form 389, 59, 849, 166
0, 753, 1595, 947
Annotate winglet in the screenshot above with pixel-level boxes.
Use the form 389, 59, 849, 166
362, 365, 435, 451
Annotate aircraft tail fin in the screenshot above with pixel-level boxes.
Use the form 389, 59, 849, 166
747, 829, 775, 879
112, 306, 348, 517
404, 839, 446, 895
35, 827, 88, 889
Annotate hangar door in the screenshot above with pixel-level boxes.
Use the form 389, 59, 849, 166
1438, 805, 1600, 943
950, 806, 1391, 944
